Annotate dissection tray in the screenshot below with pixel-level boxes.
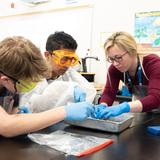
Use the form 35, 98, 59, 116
65, 114, 134, 133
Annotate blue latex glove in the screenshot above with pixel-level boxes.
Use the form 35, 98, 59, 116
93, 104, 108, 119
64, 102, 94, 121
97, 102, 130, 119
74, 86, 86, 102
17, 106, 32, 114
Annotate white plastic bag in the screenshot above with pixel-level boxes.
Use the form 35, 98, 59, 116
22, 80, 76, 113
28, 130, 112, 156
57, 68, 97, 103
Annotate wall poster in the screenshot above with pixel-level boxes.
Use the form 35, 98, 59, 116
135, 11, 160, 54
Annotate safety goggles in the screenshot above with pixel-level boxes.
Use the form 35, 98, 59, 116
16, 80, 37, 93
51, 49, 80, 67
0, 70, 36, 93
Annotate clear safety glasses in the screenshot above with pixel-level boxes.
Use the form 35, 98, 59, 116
51, 49, 80, 67
107, 52, 127, 63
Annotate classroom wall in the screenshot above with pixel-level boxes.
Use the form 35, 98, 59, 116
1, 0, 160, 84
91, 0, 160, 84
0, 0, 93, 58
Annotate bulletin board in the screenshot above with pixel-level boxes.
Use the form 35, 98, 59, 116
135, 11, 160, 54
0, 5, 93, 57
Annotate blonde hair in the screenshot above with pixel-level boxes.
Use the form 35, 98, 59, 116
0, 36, 49, 82
104, 32, 149, 84
104, 31, 138, 57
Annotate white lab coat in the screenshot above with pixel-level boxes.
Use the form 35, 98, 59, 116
19, 68, 96, 113
53, 68, 96, 102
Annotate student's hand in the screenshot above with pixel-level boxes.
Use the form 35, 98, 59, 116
64, 102, 94, 121
96, 102, 130, 119
93, 104, 108, 119
17, 106, 32, 114
74, 86, 86, 102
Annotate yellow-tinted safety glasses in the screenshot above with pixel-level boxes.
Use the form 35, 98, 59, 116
51, 49, 80, 67
0, 70, 37, 93
16, 80, 37, 93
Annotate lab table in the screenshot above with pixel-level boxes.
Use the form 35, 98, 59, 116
0, 112, 160, 160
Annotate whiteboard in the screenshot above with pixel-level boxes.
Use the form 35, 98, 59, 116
0, 6, 93, 57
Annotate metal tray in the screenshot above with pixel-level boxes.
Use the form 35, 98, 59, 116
65, 114, 134, 133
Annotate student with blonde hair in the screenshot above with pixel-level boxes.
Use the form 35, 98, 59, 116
0, 36, 94, 137
95, 31, 160, 119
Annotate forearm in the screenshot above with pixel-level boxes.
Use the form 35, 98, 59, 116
140, 94, 160, 112
0, 106, 66, 137
128, 100, 143, 112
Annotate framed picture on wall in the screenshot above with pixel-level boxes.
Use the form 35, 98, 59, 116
135, 11, 160, 55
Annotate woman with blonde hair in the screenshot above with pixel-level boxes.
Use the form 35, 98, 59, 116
95, 31, 160, 119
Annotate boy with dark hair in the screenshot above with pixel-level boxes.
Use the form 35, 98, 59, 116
22, 31, 96, 113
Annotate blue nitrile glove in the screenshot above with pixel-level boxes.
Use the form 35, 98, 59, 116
74, 86, 86, 102
17, 106, 32, 114
93, 104, 108, 119
97, 102, 130, 119
64, 102, 94, 121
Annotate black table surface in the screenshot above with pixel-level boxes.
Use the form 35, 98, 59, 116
0, 112, 160, 160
